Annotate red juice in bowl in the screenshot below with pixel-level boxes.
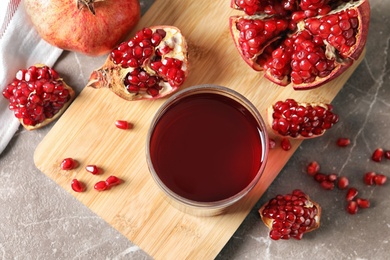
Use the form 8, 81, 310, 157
146, 85, 268, 214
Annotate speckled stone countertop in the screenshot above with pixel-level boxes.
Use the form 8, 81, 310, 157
1, 0, 389, 259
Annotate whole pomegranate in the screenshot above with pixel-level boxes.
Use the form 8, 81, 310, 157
259, 189, 321, 240
268, 98, 339, 138
230, 0, 370, 90
2, 64, 75, 130
87, 26, 189, 100
24, 0, 141, 56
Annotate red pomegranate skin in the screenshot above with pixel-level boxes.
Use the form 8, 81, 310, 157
24, 0, 141, 56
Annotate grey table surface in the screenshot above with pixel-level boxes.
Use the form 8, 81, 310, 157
1, 0, 389, 259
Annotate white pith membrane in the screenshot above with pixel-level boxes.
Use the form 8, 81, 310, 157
230, 0, 368, 89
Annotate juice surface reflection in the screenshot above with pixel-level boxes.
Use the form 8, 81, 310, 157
150, 92, 263, 202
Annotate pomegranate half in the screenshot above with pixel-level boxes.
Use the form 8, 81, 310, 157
24, 0, 141, 56
230, 0, 370, 90
2, 64, 75, 130
87, 26, 189, 101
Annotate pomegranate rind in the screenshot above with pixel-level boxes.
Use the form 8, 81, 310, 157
266, 100, 338, 139
259, 192, 321, 236
87, 25, 189, 101
229, 0, 370, 90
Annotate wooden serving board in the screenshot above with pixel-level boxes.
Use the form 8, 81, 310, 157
34, 0, 364, 259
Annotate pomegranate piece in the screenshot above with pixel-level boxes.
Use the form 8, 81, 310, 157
115, 120, 133, 130
337, 138, 351, 147
230, 0, 370, 90
61, 158, 76, 170
346, 200, 358, 215
85, 165, 100, 175
71, 179, 85, 192
281, 138, 291, 151
268, 99, 339, 138
2, 64, 75, 130
337, 176, 349, 190
87, 26, 189, 101
371, 148, 384, 162
307, 161, 320, 176
259, 189, 321, 240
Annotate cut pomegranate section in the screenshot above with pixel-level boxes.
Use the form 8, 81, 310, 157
230, 0, 370, 90
259, 189, 321, 240
87, 26, 189, 101
2, 64, 75, 130
268, 99, 339, 138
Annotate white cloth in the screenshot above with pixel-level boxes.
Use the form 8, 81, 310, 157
0, 0, 63, 154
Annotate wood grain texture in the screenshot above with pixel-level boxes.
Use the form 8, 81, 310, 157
34, 0, 364, 259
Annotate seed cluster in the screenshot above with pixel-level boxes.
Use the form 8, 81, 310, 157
2, 65, 72, 127
261, 189, 319, 240
271, 99, 339, 138
110, 27, 186, 97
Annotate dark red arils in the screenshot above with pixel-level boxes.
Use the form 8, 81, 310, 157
307, 161, 320, 176
320, 180, 335, 190
363, 171, 376, 185
259, 189, 321, 240
346, 200, 358, 215
61, 158, 76, 170
115, 120, 133, 130
371, 148, 384, 162
356, 198, 370, 209
337, 138, 351, 147
281, 138, 292, 151
346, 187, 358, 201
106, 175, 121, 187
268, 99, 339, 139
94, 181, 108, 191
385, 150, 390, 160
374, 174, 387, 186
337, 176, 349, 190
86, 165, 100, 175
71, 179, 85, 192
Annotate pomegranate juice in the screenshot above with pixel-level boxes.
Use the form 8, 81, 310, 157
149, 92, 265, 202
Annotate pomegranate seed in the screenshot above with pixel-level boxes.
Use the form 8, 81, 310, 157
269, 138, 276, 149
320, 180, 335, 190
363, 172, 376, 185
86, 165, 100, 175
314, 173, 327, 183
94, 181, 108, 191
346, 187, 358, 201
306, 161, 320, 176
106, 175, 122, 187
356, 198, 370, 209
346, 200, 358, 215
371, 148, 384, 162
61, 158, 76, 170
115, 120, 133, 130
374, 174, 387, 186
337, 176, 349, 189
281, 138, 291, 151
336, 137, 350, 147
327, 173, 338, 182
71, 179, 85, 192
384, 150, 390, 160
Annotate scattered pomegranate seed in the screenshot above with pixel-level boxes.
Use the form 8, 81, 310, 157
337, 137, 350, 147
327, 173, 338, 182
346, 200, 358, 215
94, 181, 108, 191
307, 161, 320, 176
385, 150, 390, 160
269, 138, 276, 149
314, 173, 327, 183
281, 138, 291, 151
320, 180, 335, 190
115, 120, 133, 130
371, 148, 384, 162
71, 179, 85, 192
356, 198, 370, 209
61, 158, 76, 170
86, 165, 100, 175
363, 172, 376, 185
346, 187, 358, 201
374, 174, 387, 186
337, 176, 349, 190
105, 175, 121, 187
